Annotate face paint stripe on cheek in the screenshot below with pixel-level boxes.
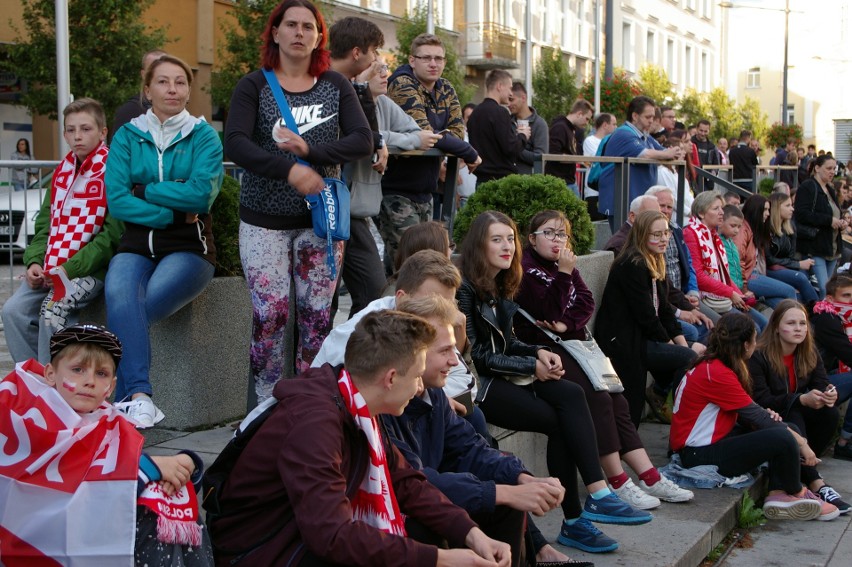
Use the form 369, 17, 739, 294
62, 379, 77, 392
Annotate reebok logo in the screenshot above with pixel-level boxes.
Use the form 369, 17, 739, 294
291, 104, 337, 135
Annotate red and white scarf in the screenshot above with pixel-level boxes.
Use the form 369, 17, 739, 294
43, 143, 109, 279
337, 369, 406, 536
687, 216, 732, 300
813, 299, 852, 372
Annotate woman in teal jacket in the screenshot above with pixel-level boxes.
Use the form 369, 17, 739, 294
105, 54, 223, 428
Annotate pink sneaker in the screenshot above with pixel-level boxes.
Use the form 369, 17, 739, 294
803, 489, 841, 521
763, 492, 822, 521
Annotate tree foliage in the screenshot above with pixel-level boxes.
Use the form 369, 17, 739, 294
580, 69, 641, 118
677, 88, 769, 144
391, 4, 474, 105
2, 0, 167, 121
531, 48, 578, 124
210, 0, 335, 111
635, 64, 675, 107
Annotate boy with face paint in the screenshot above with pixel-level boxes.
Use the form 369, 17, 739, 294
0, 323, 212, 564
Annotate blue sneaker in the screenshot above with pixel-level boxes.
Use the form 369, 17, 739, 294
557, 517, 618, 553
581, 493, 653, 525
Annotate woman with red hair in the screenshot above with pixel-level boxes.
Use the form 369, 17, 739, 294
225, 0, 372, 401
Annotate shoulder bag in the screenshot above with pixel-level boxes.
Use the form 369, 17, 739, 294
797, 183, 819, 240
262, 68, 350, 279
516, 308, 623, 393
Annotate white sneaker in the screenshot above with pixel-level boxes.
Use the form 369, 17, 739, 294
613, 478, 661, 510
115, 394, 165, 429
640, 476, 694, 503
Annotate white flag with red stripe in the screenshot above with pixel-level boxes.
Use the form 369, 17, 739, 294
0, 360, 143, 566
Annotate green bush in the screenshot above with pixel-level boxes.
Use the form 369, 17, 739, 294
454, 174, 594, 255
211, 175, 243, 277
758, 176, 776, 197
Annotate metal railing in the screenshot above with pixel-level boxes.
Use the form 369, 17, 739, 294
462, 21, 518, 62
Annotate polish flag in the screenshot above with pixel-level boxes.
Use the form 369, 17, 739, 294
0, 360, 143, 566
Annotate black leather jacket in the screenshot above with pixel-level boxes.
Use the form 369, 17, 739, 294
456, 279, 543, 400
767, 231, 800, 270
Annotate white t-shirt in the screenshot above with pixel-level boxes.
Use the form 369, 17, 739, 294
583, 135, 604, 197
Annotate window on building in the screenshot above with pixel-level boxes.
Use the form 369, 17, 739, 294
407, 0, 452, 29
684, 45, 692, 87
686, 0, 697, 11
622, 21, 633, 70
667, 38, 676, 81
646, 30, 655, 64
702, 0, 713, 19
785, 104, 795, 125
747, 67, 760, 88
366, 0, 389, 12
701, 51, 708, 91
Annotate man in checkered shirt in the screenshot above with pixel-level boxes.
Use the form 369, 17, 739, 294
1, 98, 123, 363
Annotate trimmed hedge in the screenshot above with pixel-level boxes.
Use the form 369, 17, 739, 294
211, 174, 242, 277
453, 174, 594, 255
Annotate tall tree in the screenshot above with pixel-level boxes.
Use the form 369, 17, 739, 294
391, 4, 474, 106
532, 48, 578, 124
739, 96, 770, 143
210, 0, 334, 111
635, 64, 674, 107
2, 0, 167, 121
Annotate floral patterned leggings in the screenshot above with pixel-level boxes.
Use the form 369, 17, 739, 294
240, 222, 343, 401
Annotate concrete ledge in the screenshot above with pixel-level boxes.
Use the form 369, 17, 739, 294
83, 277, 251, 430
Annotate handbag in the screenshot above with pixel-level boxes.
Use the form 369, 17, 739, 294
702, 296, 733, 314
261, 68, 350, 279
516, 308, 623, 393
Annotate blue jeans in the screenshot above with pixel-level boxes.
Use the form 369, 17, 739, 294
766, 267, 818, 304
812, 257, 838, 300
747, 273, 796, 308
679, 320, 709, 345
105, 252, 214, 400
828, 370, 852, 438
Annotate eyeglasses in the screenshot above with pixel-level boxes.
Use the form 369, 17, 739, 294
378, 64, 389, 73
649, 230, 672, 242
532, 229, 569, 242
412, 55, 446, 64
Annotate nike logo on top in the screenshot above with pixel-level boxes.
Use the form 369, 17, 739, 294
291, 104, 337, 134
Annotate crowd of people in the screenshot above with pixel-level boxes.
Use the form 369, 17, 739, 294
2, 0, 852, 565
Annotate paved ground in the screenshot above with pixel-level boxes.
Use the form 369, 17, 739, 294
2, 260, 852, 566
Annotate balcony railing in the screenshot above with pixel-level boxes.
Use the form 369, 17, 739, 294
462, 22, 519, 69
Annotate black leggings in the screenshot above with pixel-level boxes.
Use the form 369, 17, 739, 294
784, 404, 839, 485
680, 426, 802, 494
478, 377, 605, 518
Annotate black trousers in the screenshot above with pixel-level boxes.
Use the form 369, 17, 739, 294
479, 377, 605, 518
784, 403, 839, 485
340, 217, 387, 317
680, 426, 802, 494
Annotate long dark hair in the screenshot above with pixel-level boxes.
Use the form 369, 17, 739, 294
15, 138, 30, 157
459, 211, 522, 300
740, 194, 771, 252
260, 0, 330, 76
699, 311, 756, 393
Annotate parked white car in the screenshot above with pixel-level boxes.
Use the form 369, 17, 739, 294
0, 182, 48, 255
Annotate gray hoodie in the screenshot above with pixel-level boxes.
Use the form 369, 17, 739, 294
345, 96, 423, 218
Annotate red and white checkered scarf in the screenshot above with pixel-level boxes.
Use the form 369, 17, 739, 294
43, 143, 109, 273
813, 299, 852, 372
687, 215, 732, 300
337, 369, 407, 536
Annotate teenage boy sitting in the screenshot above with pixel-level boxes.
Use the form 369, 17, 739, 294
385, 295, 592, 567
1, 98, 123, 364
0, 323, 210, 564
209, 310, 511, 566
811, 273, 852, 460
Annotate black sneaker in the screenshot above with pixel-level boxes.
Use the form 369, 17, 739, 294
834, 441, 852, 462
817, 485, 852, 515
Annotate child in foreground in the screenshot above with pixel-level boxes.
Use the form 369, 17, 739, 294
0, 323, 212, 566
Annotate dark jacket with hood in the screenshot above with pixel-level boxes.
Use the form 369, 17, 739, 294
382, 64, 478, 202
381, 387, 528, 514
209, 364, 476, 567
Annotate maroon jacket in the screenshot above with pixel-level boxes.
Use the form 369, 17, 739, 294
210, 365, 477, 566
514, 247, 596, 343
